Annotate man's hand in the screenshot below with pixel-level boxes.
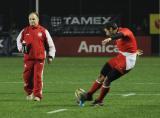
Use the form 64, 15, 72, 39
102, 38, 112, 45
136, 49, 143, 56
47, 56, 53, 64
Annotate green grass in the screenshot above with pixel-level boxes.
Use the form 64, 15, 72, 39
0, 57, 160, 118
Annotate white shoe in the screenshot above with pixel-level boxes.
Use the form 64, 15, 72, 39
26, 93, 33, 100
34, 97, 41, 101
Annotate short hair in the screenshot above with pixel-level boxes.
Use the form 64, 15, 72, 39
28, 12, 39, 18
104, 22, 118, 30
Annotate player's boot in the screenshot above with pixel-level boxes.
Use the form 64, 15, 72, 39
91, 99, 104, 106
85, 93, 93, 101
34, 97, 41, 101
26, 93, 33, 100
79, 92, 93, 106
79, 92, 86, 106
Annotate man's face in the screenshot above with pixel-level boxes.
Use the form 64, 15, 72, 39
104, 27, 117, 36
29, 14, 39, 27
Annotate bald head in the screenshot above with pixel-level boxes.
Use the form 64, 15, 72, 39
28, 12, 39, 27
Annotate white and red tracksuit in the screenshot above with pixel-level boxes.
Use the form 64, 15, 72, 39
16, 25, 56, 99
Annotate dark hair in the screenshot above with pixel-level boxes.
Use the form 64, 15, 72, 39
104, 22, 118, 30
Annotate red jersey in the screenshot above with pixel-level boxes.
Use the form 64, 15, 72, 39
116, 28, 137, 53
17, 25, 56, 60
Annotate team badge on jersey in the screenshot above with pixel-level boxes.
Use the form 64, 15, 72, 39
38, 32, 42, 37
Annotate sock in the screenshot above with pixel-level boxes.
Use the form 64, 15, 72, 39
88, 80, 102, 95
97, 86, 110, 102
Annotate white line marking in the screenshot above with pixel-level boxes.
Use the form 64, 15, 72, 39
95, 93, 160, 96
47, 109, 68, 114
122, 93, 136, 97
135, 83, 160, 85
136, 94, 160, 96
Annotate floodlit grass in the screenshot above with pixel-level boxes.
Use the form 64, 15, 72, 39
0, 57, 160, 118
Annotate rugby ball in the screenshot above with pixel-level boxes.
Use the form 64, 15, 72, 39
75, 88, 86, 104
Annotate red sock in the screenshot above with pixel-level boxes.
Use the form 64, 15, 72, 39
97, 86, 110, 102
88, 80, 102, 95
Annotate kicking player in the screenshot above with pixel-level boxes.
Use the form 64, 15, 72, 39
80, 22, 142, 106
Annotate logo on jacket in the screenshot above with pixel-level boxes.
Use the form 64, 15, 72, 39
38, 32, 42, 37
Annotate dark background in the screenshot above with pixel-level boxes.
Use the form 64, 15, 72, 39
0, 0, 159, 55
0, 0, 159, 31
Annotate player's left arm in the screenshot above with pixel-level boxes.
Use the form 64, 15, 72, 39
102, 33, 125, 45
45, 29, 56, 64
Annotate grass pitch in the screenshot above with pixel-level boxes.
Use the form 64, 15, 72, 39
0, 57, 160, 118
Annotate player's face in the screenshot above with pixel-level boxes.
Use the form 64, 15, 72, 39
29, 14, 39, 27
104, 27, 117, 36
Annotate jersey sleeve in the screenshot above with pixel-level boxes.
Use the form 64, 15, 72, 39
16, 29, 24, 52
119, 28, 131, 37
45, 29, 56, 59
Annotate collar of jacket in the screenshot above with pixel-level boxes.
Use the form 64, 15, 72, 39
30, 24, 39, 29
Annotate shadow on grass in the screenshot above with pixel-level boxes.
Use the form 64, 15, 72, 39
33, 104, 78, 108
0, 92, 23, 94
0, 99, 24, 102
32, 103, 92, 109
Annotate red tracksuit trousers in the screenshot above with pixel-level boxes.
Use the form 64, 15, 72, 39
23, 59, 45, 99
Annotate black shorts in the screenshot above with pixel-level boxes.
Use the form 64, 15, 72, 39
100, 63, 130, 82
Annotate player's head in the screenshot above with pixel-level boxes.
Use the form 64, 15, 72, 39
104, 22, 118, 36
28, 12, 39, 27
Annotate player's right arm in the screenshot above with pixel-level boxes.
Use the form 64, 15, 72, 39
16, 29, 24, 52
